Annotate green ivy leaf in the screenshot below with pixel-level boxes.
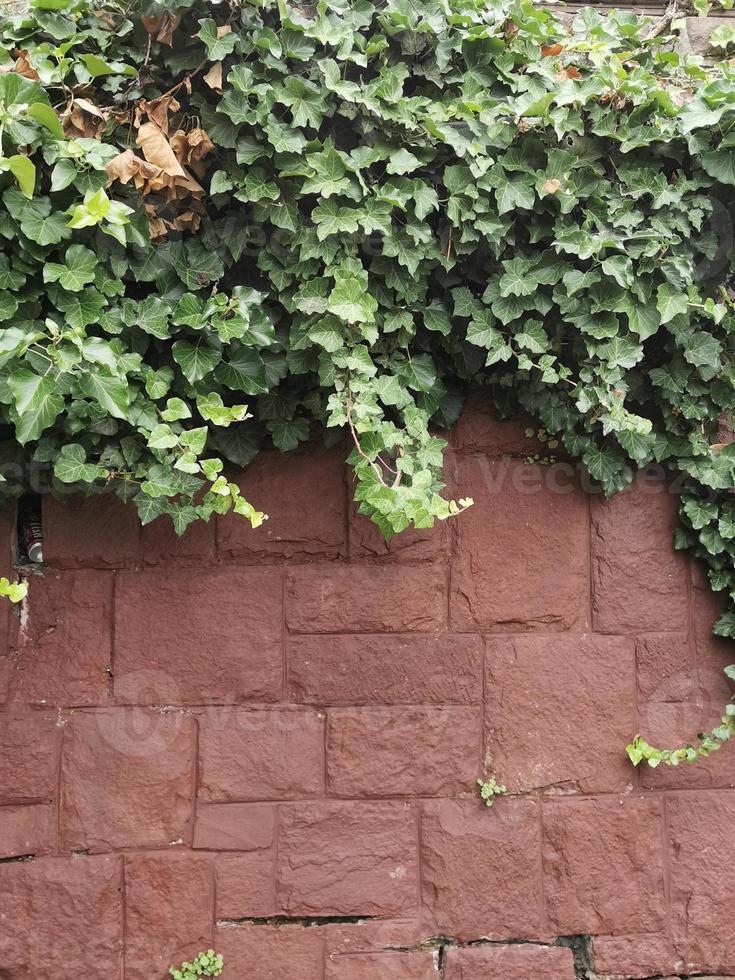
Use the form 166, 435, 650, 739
172, 341, 221, 384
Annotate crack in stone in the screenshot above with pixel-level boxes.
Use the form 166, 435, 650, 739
213, 922, 731, 979
217, 914, 375, 928
555, 934, 596, 978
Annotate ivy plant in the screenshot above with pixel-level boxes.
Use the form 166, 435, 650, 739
2, 0, 735, 763
169, 950, 223, 979
477, 776, 508, 807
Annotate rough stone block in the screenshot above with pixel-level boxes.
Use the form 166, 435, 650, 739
0, 714, 60, 802
591, 473, 688, 633
443, 943, 575, 979
348, 496, 447, 562
216, 851, 276, 919
43, 493, 140, 567
453, 396, 543, 456
288, 633, 482, 705
278, 802, 418, 916
636, 632, 694, 702
218, 449, 346, 560
125, 853, 214, 980
327, 706, 480, 797
668, 792, 735, 973
10, 570, 113, 706
450, 458, 589, 631
590, 933, 679, 979
215, 925, 324, 978
326, 951, 438, 978
0, 855, 122, 975
0, 802, 56, 858
543, 797, 666, 935
287, 566, 447, 632
692, 582, 735, 703
485, 635, 636, 794
115, 568, 282, 704
193, 802, 276, 850
142, 513, 215, 566
60, 708, 196, 851
639, 701, 735, 790
420, 799, 543, 941
198, 708, 324, 802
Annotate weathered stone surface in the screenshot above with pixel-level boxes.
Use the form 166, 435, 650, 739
10, 571, 113, 706
348, 498, 447, 562
216, 851, 276, 918
125, 853, 214, 980
215, 924, 324, 979
591, 473, 689, 633
219, 449, 346, 560
0, 855, 122, 976
327, 706, 480, 797
43, 493, 140, 567
485, 635, 636, 794
288, 633, 482, 705
325, 951, 438, 978
0, 652, 10, 702
0, 714, 60, 802
590, 933, 679, 979
7, 411, 735, 966
443, 944, 575, 980
450, 458, 589, 631
60, 708, 196, 850
453, 394, 542, 456
0, 803, 55, 858
639, 701, 735, 790
636, 632, 694, 702
142, 513, 215, 566
193, 802, 275, 850
278, 802, 418, 916
420, 799, 542, 941
287, 566, 447, 632
198, 708, 324, 801
692, 582, 735, 703
115, 568, 282, 704
322, 918, 429, 957
543, 797, 666, 935
680, 14, 729, 57
668, 792, 735, 974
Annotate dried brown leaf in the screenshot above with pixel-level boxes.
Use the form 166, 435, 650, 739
170, 127, 215, 167
203, 62, 223, 93
136, 121, 187, 177
139, 95, 179, 135
63, 97, 107, 139
141, 12, 181, 47
14, 50, 40, 81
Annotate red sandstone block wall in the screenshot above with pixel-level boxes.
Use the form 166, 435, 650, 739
1, 398, 734, 979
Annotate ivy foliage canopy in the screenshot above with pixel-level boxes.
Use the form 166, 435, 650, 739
3, 0, 735, 758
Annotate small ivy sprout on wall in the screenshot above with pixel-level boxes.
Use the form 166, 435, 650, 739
477, 777, 508, 807
0, 577, 27, 603
169, 950, 223, 979
524, 427, 559, 467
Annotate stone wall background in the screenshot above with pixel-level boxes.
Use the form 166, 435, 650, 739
0, 398, 734, 979
0, 2, 733, 976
